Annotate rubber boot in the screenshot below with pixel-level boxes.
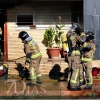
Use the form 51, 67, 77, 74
78, 80, 86, 87
84, 85, 92, 90
26, 80, 37, 86
70, 87, 81, 91
37, 77, 42, 84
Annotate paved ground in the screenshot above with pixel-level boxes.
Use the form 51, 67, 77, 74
0, 74, 100, 99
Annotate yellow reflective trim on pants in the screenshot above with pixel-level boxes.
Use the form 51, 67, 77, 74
31, 52, 41, 58
90, 73, 92, 79
31, 68, 34, 76
30, 76, 36, 80
70, 69, 79, 84
30, 67, 36, 80
72, 50, 80, 55
70, 79, 77, 84
87, 82, 92, 85
87, 73, 93, 85
75, 50, 80, 55
36, 74, 41, 77
81, 57, 92, 62
75, 69, 79, 81
80, 79, 83, 82
72, 50, 75, 55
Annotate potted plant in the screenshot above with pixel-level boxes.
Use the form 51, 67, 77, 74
44, 26, 55, 48
55, 16, 66, 58
44, 26, 60, 59
44, 16, 65, 59
55, 24, 66, 58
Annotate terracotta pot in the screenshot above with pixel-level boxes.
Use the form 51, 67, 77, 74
60, 48, 67, 58
47, 48, 61, 59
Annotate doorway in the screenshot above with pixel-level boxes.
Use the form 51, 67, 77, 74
0, 9, 5, 58
71, 1, 83, 28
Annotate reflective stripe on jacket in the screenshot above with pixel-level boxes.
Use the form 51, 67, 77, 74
81, 41, 95, 62
28, 40, 41, 59
25, 40, 41, 60
81, 57, 92, 62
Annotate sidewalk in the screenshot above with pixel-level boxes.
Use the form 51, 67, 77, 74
0, 74, 100, 99
0, 58, 100, 99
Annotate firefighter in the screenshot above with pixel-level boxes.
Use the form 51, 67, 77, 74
18, 31, 42, 86
66, 23, 86, 91
81, 31, 95, 90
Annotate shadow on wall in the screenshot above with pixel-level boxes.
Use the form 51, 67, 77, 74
63, 67, 69, 79
42, 38, 48, 47
42, 39, 51, 58
49, 64, 69, 81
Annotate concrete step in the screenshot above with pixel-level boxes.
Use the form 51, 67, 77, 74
5, 58, 100, 75
7, 58, 68, 75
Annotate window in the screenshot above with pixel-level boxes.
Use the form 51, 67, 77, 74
17, 15, 33, 26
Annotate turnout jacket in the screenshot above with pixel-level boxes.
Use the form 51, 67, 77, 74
67, 31, 86, 56
81, 41, 95, 62
24, 39, 41, 60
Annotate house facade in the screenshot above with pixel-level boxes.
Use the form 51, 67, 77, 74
0, 0, 83, 60
1, 0, 100, 75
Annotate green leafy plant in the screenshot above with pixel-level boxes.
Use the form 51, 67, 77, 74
44, 16, 65, 48
44, 26, 55, 48
55, 24, 65, 47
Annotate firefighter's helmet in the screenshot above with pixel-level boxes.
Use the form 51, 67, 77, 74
70, 23, 82, 33
18, 31, 29, 41
86, 31, 94, 41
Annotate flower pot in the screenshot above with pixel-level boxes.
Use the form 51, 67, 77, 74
60, 48, 67, 58
47, 48, 61, 59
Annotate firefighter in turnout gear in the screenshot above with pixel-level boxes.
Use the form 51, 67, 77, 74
66, 23, 86, 91
81, 31, 95, 90
18, 31, 42, 86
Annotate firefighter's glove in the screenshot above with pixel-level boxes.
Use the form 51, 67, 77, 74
25, 60, 30, 65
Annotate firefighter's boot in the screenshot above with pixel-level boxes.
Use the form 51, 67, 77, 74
78, 80, 86, 87
37, 77, 42, 84
26, 80, 37, 86
70, 87, 81, 91
84, 85, 92, 90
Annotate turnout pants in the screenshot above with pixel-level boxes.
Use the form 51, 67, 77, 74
29, 56, 42, 84
82, 62, 93, 86
69, 55, 81, 88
